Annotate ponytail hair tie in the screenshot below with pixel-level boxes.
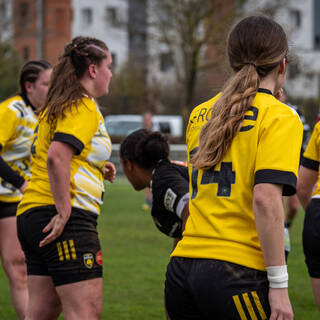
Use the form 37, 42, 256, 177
244, 62, 257, 68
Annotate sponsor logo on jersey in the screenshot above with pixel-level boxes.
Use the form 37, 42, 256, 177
164, 188, 177, 212
83, 253, 94, 269
96, 250, 103, 266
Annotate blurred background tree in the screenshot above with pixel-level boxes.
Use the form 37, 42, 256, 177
0, 0, 21, 100
0, 42, 22, 100
148, 0, 246, 117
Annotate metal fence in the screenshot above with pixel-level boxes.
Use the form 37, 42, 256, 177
110, 144, 187, 175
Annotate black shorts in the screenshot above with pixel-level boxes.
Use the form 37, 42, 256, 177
17, 205, 102, 286
303, 198, 320, 277
0, 201, 18, 219
165, 257, 270, 320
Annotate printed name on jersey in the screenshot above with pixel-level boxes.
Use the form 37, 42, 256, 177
190, 107, 212, 124
164, 188, 177, 212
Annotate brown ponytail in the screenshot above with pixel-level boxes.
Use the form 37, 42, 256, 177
191, 16, 288, 170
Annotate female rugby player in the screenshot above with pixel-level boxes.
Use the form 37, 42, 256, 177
297, 123, 320, 310
165, 16, 302, 320
16, 37, 115, 319
120, 129, 189, 250
0, 60, 51, 319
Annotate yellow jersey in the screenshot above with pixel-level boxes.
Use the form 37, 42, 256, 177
0, 94, 37, 202
302, 121, 320, 197
172, 89, 303, 271
17, 96, 112, 216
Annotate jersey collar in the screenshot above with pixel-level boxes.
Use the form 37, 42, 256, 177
257, 88, 273, 96
20, 93, 36, 111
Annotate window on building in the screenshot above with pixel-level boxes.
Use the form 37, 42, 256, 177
315, 0, 320, 49
111, 52, 117, 70
288, 63, 300, 79
106, 7, 120, 27
82, 8, 93, 26
22, 46, 29, 61
290, 9, 301, 28
0, 2, 6, 19
159, 52, 173, 72
19, 2, 29, 25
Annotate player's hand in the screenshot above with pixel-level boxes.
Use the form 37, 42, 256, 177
39, 212, 70, 247
269, 288, 293, 320
104, 162, 116, 183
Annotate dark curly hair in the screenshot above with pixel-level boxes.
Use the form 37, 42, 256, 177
120, 129, 169, 169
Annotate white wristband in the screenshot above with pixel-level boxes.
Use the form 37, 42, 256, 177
266, 265, 288, 288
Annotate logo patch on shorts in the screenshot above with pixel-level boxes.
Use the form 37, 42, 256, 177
96, 250, 103, 266
83, 253, 94, 269
164, 188, 177, 212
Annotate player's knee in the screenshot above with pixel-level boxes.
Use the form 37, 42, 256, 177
2, 254, 26, 279
31, 306, 62, 320
91, 299, 102, 319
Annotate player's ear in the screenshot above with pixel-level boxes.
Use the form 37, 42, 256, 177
88, 63, 97, 79
25, 81, 33, 94
126, 160, 134, 171
279, 57, 286, 75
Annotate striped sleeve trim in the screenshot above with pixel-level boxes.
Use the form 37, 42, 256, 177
301, 156, 319, 171
254, 169, 297, 196
53, 132, 84, 155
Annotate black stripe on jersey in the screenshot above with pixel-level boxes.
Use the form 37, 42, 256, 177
257, 88, 273, 95
53, 132, 84, 155
0, 156, 25, 189
254, 169, 297, 196
301, 156, 319, 171
20, 93, 36, 111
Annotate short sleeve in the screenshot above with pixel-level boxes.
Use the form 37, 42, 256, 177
0, 106, 18, 151
254, 106, 303, 196
301, 123, 320, 171
53, 99, 99, 155
154, 164, 189, 216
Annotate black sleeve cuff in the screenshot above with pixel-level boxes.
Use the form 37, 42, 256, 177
254, 169, 297, 196
53, 132, 84, 155
301, 157, 319, 172
0, 156, 25, 189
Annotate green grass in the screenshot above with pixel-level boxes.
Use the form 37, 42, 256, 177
0, 179, 318, 319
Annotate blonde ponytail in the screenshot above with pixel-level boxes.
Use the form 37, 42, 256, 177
191, 64, 259, 170
191, 15, 289, 170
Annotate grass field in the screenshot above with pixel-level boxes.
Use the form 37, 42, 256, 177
0, 179, 318, 319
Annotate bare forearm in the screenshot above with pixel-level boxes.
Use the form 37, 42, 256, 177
254, 184, 285, 266
297, 189, 311, 210
181, 203, 189, 233
297, 166, 318, 211
47, 158, 71, 216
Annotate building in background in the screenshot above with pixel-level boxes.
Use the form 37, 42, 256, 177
72, 0, 129, 72
0, 0, 13, 42
8, 0, 320, 98
13, 0, 71, 63
245, 0, 320, 99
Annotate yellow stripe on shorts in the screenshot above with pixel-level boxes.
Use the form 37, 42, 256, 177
63, 240, 70, 260
233, 295, 247, 320
57, 242, 64, 261
69, 239, 77, 260
251, 291, 267, 320
242, 293, 257, 320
